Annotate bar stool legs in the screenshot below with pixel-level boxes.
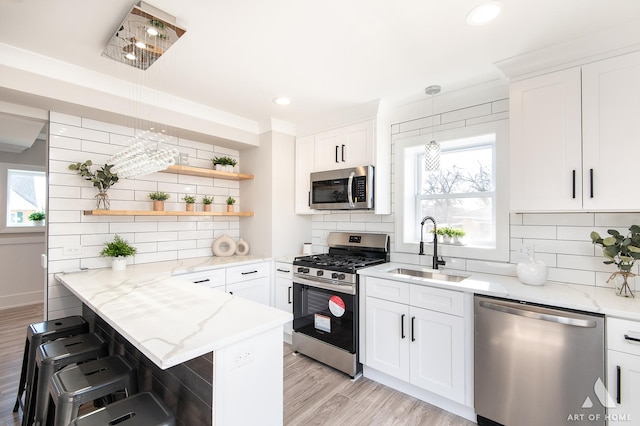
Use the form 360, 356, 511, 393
49, 355, 137, 426
13, 315, 88, 422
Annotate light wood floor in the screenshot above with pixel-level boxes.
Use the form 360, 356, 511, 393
1, 304, 476, 426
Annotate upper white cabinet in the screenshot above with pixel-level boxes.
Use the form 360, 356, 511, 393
509, 50, 640, 211
314, 120, 374, 171
294, 135, 315, 215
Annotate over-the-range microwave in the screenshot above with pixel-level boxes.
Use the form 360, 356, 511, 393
309, 165, 374, 210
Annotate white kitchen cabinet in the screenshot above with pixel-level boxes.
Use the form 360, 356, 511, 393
364, 277, 467, 404
294, 135, 315, 214
314, 120, 374, 171
274, 261, 293, 335
173, 268, 225, 292
226, 262, 270, 305
510, 51, 640, 212
607, 317, 640, 425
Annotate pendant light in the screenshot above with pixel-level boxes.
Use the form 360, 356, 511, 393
424, 85, 441, 172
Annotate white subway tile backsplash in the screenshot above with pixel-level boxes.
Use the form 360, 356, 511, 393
523, 239, 594, 256
510, 225, 556, 239
465, 111, 509, 126
50, 135, 82, 150
441, 103, 491, 124
557, 254, 615, 273
547, 268, 595, 286
49, 185, 81, 199
135, 231, 178, 243
82, 118, 135, 136
522, 213, 594, 226
137, 251, 178, 264
80, 140, 122, 156
491, 99, 509, 114
50, 122, 110, 143
49, 222, 109, 236
595, 213, 640, 227
50, 112, 82, 126
337, 222, 366, 231
158, 240, 197, 251
179, 138, 215, 152
110, 222, 157, 233
48, 211, 82, 223
466, 260, 516, 276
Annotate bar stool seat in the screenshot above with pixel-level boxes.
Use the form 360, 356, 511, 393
68, 392, 175, 426
13, 315, 88, 420
49, 355, 137, 426
28, 333, 107, 426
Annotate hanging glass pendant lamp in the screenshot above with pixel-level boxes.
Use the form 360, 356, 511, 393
424, 85, 441, 172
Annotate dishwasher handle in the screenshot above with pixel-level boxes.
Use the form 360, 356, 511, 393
478, 300, 598, 328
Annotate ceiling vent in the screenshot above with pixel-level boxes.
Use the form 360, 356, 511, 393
102, 1, 186, 70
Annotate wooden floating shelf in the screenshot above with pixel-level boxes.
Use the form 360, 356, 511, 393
83, 210, 254, 217
161, 165, 254, 180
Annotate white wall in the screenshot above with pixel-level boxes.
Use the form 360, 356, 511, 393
0, 138, 46, 309
46, 112, 243, 319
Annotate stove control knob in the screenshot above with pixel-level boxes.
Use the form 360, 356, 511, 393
332, 272, 346, 280
317, 270, 324, 277
297, 267, 309, 274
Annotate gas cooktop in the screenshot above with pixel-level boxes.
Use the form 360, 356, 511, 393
294, 253, 386, 273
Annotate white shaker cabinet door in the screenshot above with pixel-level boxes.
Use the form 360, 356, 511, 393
509, 67, 583, 211
294, 135, 316, 214
582, 51, 640, 211
607, 350, 640, 425
365, 297, 410, 382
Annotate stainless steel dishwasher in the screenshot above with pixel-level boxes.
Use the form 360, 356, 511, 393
474, 295, 605, 426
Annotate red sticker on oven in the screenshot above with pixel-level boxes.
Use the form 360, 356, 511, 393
329, 295, 346, 317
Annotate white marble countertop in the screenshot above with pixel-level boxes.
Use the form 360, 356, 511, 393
359, 262, 640, 321
55, 256, 292, 369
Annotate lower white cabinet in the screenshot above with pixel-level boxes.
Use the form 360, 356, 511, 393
173, 268, 225, 292
364, 277, 466, 404
226, 262, 270, 305
274, 261, 293, 335
607, 317, 640, 425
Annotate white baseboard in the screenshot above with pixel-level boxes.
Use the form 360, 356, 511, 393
0, 290, 44, 310
363, 366, 477, 423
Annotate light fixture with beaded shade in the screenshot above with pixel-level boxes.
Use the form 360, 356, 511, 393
424, 85, 441, 172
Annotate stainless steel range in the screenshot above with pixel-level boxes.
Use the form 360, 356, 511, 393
292, 232, 389, 378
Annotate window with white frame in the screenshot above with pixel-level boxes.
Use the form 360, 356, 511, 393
0, 163, 46, 232
395, 121, 509, 262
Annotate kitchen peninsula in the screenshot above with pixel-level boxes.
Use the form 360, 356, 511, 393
55, 257, 291, 426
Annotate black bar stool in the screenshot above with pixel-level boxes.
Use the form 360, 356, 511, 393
68, 392, 176, 426
49, 355, 137, 426
13, 315, 88, 421
27, 333, 107, 426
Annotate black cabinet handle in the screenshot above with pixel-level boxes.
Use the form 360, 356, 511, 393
335, 145, 339, 163
590, 168, 594, 198
229, 291, 233, 295
276, 268, 291, 273
287, 286, 292, 304
308, 191, 310, 207
341, 144, 346, 162
241, 270, 258, 275
193, 278, 210, 284
411, 316, 416, 342
572, 170, 576, 199
624, 334, 640, 343
617, 365, 621, 404
401, 314, 405, 339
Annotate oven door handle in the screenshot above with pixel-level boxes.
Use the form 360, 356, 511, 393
294, 276, 356, 295
347, 172, 355, 208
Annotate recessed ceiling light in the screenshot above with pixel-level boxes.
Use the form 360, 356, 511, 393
466, 1, 504, 25
273, 96, 291, 106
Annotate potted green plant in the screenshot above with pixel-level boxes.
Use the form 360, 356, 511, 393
212, 156, 238, 172
100, 235, 137, 271
202, 195, 213, 212
28, 211, 46, 226
183, 194, 196, 212
226, 196, 236, 212
591, 225, 640, 297
450, 228, 466, 244
148, 191, 170, 211
69, 161, 119, 210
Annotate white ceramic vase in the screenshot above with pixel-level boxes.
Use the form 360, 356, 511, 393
516, 258, 547, 286
112, 257, 127, 271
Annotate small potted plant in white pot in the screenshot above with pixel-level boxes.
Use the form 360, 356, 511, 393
226, 196, 236, 212
450, 228, 466, 244
100, 235, 137, 271
202, 195, 213, 212
183, 194, 196, 211
148, 191, 170, 211
28, 211, 46, 226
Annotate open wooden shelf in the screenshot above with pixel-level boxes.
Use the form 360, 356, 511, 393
160, 165, 254, 180
83, 210, 254, 217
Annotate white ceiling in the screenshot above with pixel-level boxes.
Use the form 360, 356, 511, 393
1, 0, 640, 126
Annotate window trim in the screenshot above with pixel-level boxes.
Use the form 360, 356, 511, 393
394, 120, 509, 262
0, 162, 46, 234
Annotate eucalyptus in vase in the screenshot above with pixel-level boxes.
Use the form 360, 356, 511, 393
591, 225, 640, 297
69, 160, 119, 210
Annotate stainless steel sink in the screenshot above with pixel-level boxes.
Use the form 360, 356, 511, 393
389, 268, 468, 283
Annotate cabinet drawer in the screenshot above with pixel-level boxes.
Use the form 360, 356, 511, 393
226, 262, 269, 284
608, 317, 640, 356
365, 277, 409, 304
175, 268, 225, 289
275, 262, 293, 278
409, 284, 464, 316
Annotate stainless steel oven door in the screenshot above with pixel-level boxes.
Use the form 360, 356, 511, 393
293, 277, 357, 354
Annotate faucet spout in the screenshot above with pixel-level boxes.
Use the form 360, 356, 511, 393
419, 216, 446, 270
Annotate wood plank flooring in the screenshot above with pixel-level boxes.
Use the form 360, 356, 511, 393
1, 304, 476, 425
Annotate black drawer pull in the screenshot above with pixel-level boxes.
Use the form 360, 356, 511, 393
241, 270, 258, 275
341, 144, 346, 162
617, 365, 621, 404
411, 316, 416, 342
276, 268, 291, 273
288, 286, 292, 304
590, 168, 594, 198
335, 145, 339, 163
572, 170, 576, 199
401, 314, 405, 339
193, 278, 210, 284
624, 334, 640, 343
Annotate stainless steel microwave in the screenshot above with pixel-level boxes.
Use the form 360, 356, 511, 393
310, 166, 374, 210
